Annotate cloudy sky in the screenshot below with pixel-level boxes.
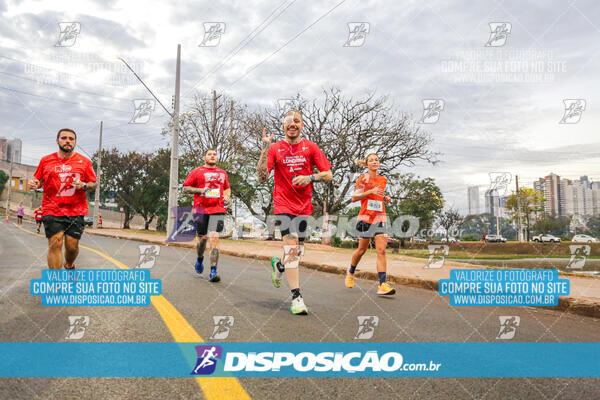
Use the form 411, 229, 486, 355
1, 0, 599, 213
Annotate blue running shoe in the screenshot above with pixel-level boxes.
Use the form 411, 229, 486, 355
209, 269, 220, 282
194, 257, 204, 275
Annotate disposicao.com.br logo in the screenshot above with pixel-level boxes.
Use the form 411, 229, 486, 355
190, 345, 442, 377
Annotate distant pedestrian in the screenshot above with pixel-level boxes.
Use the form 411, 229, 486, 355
17, 203, 24, 225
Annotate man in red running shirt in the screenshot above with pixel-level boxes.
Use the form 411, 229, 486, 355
34, 206, 43, 233
28, 129, 97, 269
256, 110, 332, 315
183, 149, 231, 282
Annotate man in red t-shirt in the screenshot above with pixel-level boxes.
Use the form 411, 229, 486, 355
34, 206, 43, 233
29, 128, 97, 269
183, 149, 231, 282
256, 110, 332, 315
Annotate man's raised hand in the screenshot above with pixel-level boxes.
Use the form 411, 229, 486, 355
261, 128, 274, 146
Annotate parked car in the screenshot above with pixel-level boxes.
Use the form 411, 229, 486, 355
440, 236, 460, 243
532, 234, 561, 243
485, 234, 507, 243
411, 237, 427, 243
83, 216, 94, 226
572, 234, 598, 243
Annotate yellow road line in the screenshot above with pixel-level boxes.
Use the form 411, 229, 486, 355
13, 223, 251, 400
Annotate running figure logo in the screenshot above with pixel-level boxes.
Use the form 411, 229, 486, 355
355, 316, 379, 339
485, 22, 512, 47
559, 99, 586, 124
210, 316, 235, 339
425, 245, 448, 269
191, 345, 223, 375
343, 22, 370, 47
419, 99, 444, 124
489, 172, 512, 195
136, 245, 161, 269
65, 316, 89, 340
55, 22, 81, 47
566, 245, 590, 270
496, 316, 520, 339
167, 207, 198, 242
282, 245, 305, 269
130, 99, 156, 124
199, 22, 226, 47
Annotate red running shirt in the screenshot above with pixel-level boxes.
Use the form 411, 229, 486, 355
267, 139, 332, 215
183, 166, 230, 214
355, 173, 388, 224
33, 152, 97, 217
34, 209, 43, 220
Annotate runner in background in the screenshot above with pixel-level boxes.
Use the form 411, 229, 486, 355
17, 203, 24, 225
256, 110, 332, 315
34, 206, 43, 233
345, 153, 395, 296
183, 149, 230, 282
28, 128, 97, 269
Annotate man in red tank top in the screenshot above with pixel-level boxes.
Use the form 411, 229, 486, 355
29, 129, 97, 269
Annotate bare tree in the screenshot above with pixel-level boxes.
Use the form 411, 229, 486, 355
260, 87, 439, 216
438, 207, 464, 242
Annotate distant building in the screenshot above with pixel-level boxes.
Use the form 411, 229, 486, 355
484, 189, 501, 217
534, 173, 561, 216
7, 139, 22, 163
467, 186, 479, 215
0, 137, 22, 163
534, 173, 600, 217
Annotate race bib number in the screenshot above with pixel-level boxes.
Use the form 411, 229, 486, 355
367, 199, 383, 212
205, 188, 220, 198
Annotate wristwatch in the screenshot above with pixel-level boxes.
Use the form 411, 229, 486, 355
310, 175, 316, 182
82, 182, 87, 191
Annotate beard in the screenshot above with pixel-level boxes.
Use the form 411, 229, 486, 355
59, 144, 74, 153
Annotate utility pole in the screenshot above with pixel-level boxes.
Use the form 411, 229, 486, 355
166, 44, 181, 238
4, 158, 13, 222
93, 121, 103, 229
516, 175, 524, 242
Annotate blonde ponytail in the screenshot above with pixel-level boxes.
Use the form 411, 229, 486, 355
355, 153, 378, 168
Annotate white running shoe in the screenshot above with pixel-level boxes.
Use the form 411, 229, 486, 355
290, 296, 308, 315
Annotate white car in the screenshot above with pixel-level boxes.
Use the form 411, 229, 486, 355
441, 236, 460, 243
412, 237, 427, 243
532, 234, 561, 243
572, 234, 598, 243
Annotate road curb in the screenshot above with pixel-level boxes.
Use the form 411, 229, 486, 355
85, 230, 600, 319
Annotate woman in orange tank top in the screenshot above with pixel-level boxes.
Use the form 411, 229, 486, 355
345, 153, 395, 296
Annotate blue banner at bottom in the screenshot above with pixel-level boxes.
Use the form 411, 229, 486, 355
1, 342, 599, 377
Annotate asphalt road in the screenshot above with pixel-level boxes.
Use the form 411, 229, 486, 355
2, 221, 600, 400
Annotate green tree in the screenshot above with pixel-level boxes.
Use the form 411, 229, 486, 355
533, 216, 570, 236
386, 174, 444, 236
504, 188, 545, 241
136, 148, 171, 230
0, 170, 8, 198
94, 149, 149, 229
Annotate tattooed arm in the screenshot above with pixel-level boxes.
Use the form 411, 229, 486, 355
256, 128, 274, 183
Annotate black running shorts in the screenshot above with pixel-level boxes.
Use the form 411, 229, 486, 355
194, 213, 225, 237
275, 213, 309, 242
42, 215, 86, 240
356, 220, 387, 239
